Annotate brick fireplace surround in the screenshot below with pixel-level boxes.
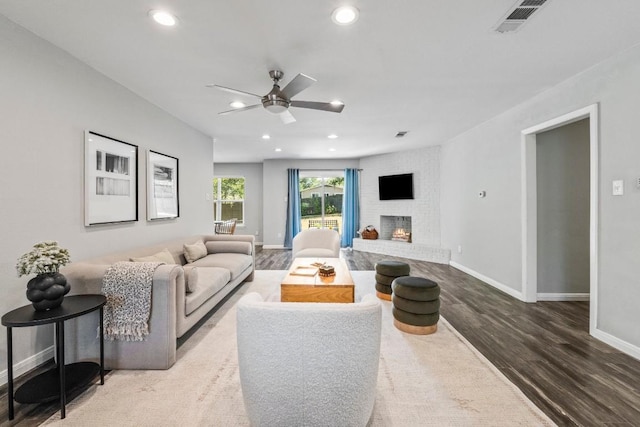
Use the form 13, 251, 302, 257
352, 215, 450, 264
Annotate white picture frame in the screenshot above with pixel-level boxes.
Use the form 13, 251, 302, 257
147, 150, 179, 220
84, 131, 138, 226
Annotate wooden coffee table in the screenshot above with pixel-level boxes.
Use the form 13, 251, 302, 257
281, 258, 355, 303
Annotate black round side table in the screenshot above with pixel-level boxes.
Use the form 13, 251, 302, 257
2, 294, 106, 420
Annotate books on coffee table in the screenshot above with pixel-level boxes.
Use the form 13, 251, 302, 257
289, 266, 318, 276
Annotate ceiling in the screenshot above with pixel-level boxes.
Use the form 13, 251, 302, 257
2, 1, 640, 163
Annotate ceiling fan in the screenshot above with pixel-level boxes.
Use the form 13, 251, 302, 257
207, 70, 344, 124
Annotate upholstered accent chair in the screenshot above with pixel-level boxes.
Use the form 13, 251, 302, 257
291, 228, 340, 258
236, 293, 382, 427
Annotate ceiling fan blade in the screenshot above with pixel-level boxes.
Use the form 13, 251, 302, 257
206, 84, 262, 99
279, 110, 297, 124
281, 74, 316, 100
290, 100, 345, 113
218, 104, 262, 115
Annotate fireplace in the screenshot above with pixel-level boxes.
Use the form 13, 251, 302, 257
380, 216, 411, 242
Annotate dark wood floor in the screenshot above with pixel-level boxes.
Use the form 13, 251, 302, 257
3, 248, 640, 426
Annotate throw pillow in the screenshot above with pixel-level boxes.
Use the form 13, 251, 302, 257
182, 265, 198, 293
130, 248, 175, 264
205, 241, 252, 255
183, 240, 207, 263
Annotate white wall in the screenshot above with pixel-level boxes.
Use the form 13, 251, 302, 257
0, 17, 213, 380
441, 42, 640, 353
359, 146, 441, 246
536, 119, 590, 294
261, 159, 359, 247
213, 163, 263, 243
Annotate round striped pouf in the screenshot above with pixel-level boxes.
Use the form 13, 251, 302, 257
391, 276, 440, 335
374, 261, 410, 301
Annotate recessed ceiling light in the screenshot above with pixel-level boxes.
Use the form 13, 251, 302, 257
328, 134, 338, 139
230, 101, 245, 109
329, 148, 337, 152
262, 134, 270, 140
149, 10, 177, 26
330, 100, 344, 106
275, 148, 282, 152
331, 6, 359, 25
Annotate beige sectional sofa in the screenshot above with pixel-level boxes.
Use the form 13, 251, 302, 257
61, 234, 255, 370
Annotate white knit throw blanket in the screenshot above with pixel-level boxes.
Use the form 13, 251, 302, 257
102, 261, 162, 341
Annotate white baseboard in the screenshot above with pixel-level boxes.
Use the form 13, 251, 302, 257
449, 261, 525, 302
592, 328, 640, 362
537, 293, 590, 301
262, 245, 286, 250
0, 345, 54, 386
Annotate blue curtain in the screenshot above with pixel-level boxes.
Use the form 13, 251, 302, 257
284, 168, 301, 248
341, 168, 360, 247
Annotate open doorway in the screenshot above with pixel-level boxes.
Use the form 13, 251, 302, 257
521, 104, 599, 335
536, 119, 590, 300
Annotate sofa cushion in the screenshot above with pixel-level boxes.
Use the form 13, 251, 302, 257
183, 240, 207, 263
130, 248, 176, 265
185, 267, 231, 315
191, 253, 252, 281
182, 265, 199, 293
294, 248, 337, 258
205, 241, 252, 255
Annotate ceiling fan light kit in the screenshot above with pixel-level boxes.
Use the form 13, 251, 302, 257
209, 70, 345, 124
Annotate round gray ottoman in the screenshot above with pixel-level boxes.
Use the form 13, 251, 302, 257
374, 261, 410, 301
391, 276, 440, 335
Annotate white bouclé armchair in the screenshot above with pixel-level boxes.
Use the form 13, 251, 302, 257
291, 228, 341, 258
236, 292, 382, 427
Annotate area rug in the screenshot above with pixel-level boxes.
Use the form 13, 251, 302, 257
43, 270, 555, 426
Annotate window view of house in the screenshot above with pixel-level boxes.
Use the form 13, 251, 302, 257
213, 177, 244, 225
299, 175, 343, 233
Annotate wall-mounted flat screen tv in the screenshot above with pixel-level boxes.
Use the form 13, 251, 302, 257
378, 173, 414, 200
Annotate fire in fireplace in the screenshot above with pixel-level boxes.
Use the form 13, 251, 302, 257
392, 228, 411, 242
380, 215, 412, 241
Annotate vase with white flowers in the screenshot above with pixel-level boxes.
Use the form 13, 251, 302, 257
16, 241, 71, 311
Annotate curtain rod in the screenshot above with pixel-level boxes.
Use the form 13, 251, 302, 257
298, 168, 363, 171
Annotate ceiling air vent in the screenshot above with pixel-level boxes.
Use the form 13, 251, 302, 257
395, 131, 408, 138
494, 0, 549, 33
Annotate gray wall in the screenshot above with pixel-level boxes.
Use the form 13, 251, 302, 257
261, 159, 359, 247
0, 16, 213, 380
536, 119, 590, 294
441, 41, 640, 350
213, 163, 264, 243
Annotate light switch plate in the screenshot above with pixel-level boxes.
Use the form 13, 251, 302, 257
612, 180, 624, 196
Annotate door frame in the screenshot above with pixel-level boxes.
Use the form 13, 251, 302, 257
520, 103, 599, 334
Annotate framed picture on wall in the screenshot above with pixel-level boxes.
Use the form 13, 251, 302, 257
146, 150, 179, 220
84, 131, 138, 226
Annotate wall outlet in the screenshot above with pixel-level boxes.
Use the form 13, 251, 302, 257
205, 193, 211, 201
277, 233, 282, 238
457, 245, 462, 254
254, 230, 259, 236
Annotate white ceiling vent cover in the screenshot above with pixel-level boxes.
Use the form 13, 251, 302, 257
494, 0, 549, 33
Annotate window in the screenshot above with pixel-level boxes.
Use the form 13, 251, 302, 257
213, 177, 245, 225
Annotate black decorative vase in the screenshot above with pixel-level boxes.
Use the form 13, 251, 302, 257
26, 272, 71, 311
